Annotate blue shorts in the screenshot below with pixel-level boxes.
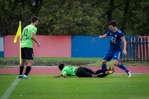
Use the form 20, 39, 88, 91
103, 50, 121, 61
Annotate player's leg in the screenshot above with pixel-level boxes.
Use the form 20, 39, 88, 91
76, 67, 93, 77
95, 68, 107, 74
18, 48, 26, 78
114, 60, 131, 77
23, 60, 33, 78
95, 67, 114, 78
96, 71, 113, 77
95, 67, 115, 74
101, 60, 107, 70
101, 51, 113, 70
82, 67, 113, 77
113, 51, 131, 77
18, 59, 26, 78
82, 67, 94, 74
96, 73, 108, 77
23, 48, 34, 79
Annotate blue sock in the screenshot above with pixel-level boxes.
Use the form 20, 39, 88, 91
102, 64, 107, 70
118, 63, 129, 73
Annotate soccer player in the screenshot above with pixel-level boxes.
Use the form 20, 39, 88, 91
99, 20, 131, 77
18, 16, 40, 79
55, 64, 114, 78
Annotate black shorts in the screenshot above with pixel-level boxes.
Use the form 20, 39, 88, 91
21, 48, 34, 60
76, 67, 94, 77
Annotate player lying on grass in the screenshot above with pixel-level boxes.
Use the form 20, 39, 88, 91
55, 64, 115, 78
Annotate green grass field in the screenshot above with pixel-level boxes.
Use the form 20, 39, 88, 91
1, 74, 149, 99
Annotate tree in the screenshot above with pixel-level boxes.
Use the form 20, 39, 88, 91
0, 0, 32, 35
121, 0, 130, 32
38, 0, 103, 35
0, 0, 149, 36
107, 0, 114, 24
125, 0, 149, 35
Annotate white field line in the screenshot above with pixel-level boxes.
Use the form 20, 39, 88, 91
1, 76, 20, 99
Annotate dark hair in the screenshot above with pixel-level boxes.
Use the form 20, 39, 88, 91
31, 16, 38, 23
109, 20, 117, 27
58, 64, 65, 71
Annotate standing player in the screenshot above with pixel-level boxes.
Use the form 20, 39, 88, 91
99, 20, 131, 77
18, 16, 40, 79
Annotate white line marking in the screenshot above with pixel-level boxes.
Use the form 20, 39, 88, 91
1, 76, 20, 99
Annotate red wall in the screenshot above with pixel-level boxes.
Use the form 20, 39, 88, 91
4, 35, 71, 57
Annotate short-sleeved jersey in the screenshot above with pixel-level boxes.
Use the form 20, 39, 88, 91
61, 65, 77, 76
106, 29, 124, 51
21, 24, 37, 48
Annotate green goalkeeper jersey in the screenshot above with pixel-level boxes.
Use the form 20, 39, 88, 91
21, 24, 37, 48
62, 65, 77, 76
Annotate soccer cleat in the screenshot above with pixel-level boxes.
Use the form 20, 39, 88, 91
18, 75, 23, 78
107, 67, 115, 72
23, 75, 29, 79
106, 71, 114, 75
127, 71, 132, 78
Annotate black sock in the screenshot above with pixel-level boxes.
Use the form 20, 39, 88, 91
24, 66, 31, 76
19, 66, 24, 75
95, 69, 107, 74
97, 73, 108, 78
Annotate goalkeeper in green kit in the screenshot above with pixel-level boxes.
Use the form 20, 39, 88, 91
55, 64, 114, 78
18, 16, 40, 79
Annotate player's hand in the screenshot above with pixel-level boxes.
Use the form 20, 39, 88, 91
53, 75, 63, 78
99, 34, 107, 38
53, 76, 62, 78
99, 35, 102, 38
123, 50, 127, 55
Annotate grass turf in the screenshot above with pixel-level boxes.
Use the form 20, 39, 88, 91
1, 74, 149, 99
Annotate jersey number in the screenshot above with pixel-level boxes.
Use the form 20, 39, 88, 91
24, 29, 28, 36
23, 29, 29, 40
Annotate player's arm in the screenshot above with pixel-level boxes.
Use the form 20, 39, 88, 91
99, 34, 107, 38
63, 74, 68, 78
121, 36, 127, 55
53, 74, 68, 78
53, 74, 63, 78
31, 32, 40, 47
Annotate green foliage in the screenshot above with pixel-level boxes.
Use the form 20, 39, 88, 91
38, 0, 103, 35
125, 0, 149, 35
0, 0, 33, 35
0, 0, 149, 36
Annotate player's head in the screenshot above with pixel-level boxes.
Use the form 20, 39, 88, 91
31, 16, 39, 25
58, 64, 65, 71
108, 20, 118, 32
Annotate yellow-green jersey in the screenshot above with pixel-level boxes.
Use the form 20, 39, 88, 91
61, 65, 77, 76
21, 24, 37, 48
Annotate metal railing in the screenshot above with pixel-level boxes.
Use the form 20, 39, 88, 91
121, 37, 149, 62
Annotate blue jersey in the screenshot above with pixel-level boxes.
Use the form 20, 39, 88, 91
106, 29, 124, 51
